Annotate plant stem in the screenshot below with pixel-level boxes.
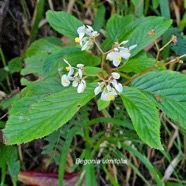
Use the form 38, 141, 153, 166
123, 54, 186, 86
94, 39, 104, 54
155, 37, 173, 63
101, 53, 106, 70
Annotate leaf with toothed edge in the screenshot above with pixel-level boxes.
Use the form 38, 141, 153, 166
3, 83, 96, 145
121, 86, 163, 150
131, 70, 186, 133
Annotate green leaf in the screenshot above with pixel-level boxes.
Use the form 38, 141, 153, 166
132, 0, 144, 17
46, 10, 83, 39
0, 69, 8, 82
8, 57, 23, 73
43, 47, 100, 75
106, 14, 134, 42
120, 143, 163, 185
84, 148, 96, 186
131, 70, 186, 132
152, 0, 159, 9
25, 37, 62, 58
160, 0, 170, 19
3, 83, 96, 145
97, 99, 110, 111
93, 5, 106, 31
0, 144, 20, 184
119, 51, 155, 73
22, 37, 62, 77
58, 127, 77, 186
126, 16, 172, 57
120, 86, 163, 150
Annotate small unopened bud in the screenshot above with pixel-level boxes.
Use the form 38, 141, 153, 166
148, 29, 156, 37
171, 35, 177, 44
179, 60, 183, 64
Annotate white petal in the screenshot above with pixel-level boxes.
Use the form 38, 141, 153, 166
68, 67, 74, 77
106, 52, 118, 61
101, 90, 107, 100
91, 31, 98, 37
119, 50, 131, 59
86, 25, 94, 31
81, 40, 93, 51
120, 40, 128, 45
94, 86, 102, 95
63, 59, 71, 66
111, 72, 120, 79
61, 75, 70, 87
77, 64, 84, 68
113, 59, 121, 67
129, 44, 137, 50
77, 25, 86, 34
72, 80, 78, 87
77, 81, 86, 93
101, 92, 116, 101
79, 33, 85, 41
78, 69, 83, 78
114, 83, 123, 92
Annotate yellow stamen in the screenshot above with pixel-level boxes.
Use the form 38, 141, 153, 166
66, 66, 70, 71
63, 79, 67, 83
108, 95, 114, 101
117, 55, 121, 61
75, 37, 80, 43
127, 49, 130, 53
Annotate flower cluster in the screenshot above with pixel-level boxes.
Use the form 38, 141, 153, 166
94, 72, 123, 101
60, 26, 137, 103
61, 59, 86, 93
106, 41, 137, 67
75, 25, 99, 51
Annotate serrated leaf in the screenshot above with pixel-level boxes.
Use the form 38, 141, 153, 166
97, 99, 110, 111
106, 14, 134, 42
22, 37, 62, 77
9, 76, 63, 114
43, 47, 100, 75
46, 10, 83, 39
126, 16, 172, 57
120, 86, 163, 150
119, 51, 155, 73
131, 70, 186, 132
3, 83, 96, 145
25, 37, 62, 58
8, 57, 23, 73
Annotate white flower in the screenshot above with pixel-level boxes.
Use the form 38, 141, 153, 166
61, 75, 70, 87
77, 64, 84, 78
119, 44, 137, 59
94, 72, 123, 102
64, 59, 74, 77
111, 79, 123, 92
75, 25, 99, 51
106, 43, 137, 67
101, 89, 117, 101
61, 60, 86, 93
72, 78, 86, 93
106, 51, 121, 67
80, 37, 94, 51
